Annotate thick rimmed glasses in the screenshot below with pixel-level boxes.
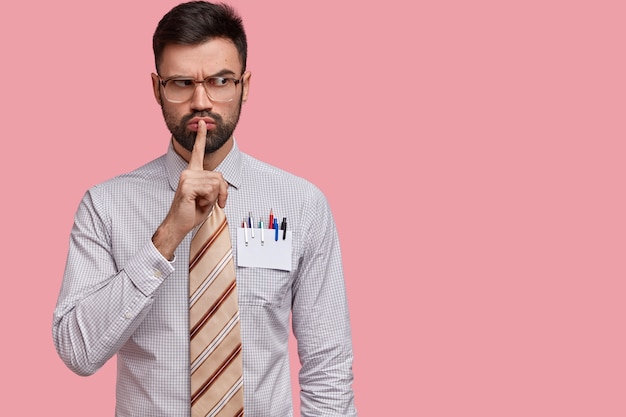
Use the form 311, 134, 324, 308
158, 75, 243, 103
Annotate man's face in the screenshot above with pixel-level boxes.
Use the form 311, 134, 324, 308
152, 39, 250, 154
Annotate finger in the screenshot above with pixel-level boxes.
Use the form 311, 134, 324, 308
189, 120, 207, 170
196, 196, 213, 208
217, 178, 229, 208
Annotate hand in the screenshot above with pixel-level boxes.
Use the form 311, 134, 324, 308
152, 121, 228, 259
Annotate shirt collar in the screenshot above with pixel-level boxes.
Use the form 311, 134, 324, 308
165, 139, 243, 191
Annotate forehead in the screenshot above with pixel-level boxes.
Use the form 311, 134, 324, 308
159, 38, 242, 76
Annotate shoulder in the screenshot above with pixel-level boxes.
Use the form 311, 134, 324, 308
84, 154, 168, 209
90, 155, 167, 192
240, 152, 326, 202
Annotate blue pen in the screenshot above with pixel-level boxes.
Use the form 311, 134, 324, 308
273, 218, 279, 241
248, 212, 254, 238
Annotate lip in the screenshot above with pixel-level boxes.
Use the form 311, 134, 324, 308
187, 117, 216, 131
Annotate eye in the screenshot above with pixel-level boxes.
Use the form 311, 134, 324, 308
207, 77, 230, 87
171, 79, 194, 88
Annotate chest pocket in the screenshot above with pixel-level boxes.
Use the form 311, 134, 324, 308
235, 266, 292, 307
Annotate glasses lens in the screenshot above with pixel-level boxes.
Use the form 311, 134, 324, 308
162, 79, 193, 103
204, 77, 236, 102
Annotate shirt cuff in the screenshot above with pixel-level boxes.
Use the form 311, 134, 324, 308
123, 240, 176, 297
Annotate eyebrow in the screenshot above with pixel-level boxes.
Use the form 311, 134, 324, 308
211, 69, 238, 77
164, 69, 239, 79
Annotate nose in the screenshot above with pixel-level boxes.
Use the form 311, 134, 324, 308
189, 82, 213, 112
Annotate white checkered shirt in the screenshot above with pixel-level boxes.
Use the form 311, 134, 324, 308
53, 141, 357, 417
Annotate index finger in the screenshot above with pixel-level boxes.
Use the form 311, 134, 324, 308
189, 120, 207, 170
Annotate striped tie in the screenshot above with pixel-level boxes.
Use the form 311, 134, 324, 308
189, 205, 244, 417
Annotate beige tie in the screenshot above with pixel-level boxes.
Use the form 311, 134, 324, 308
189, 205, 244, 417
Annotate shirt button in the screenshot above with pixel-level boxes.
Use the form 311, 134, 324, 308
153, 269, 163, 278
124, 312, 133, 319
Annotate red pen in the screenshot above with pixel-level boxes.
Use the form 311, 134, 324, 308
242, 220, 249, 246
269, 209, 274, 229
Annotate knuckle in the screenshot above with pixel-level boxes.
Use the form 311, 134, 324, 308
180, 170, 192, 181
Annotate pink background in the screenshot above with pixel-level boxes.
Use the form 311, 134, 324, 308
2, 0, 625, 415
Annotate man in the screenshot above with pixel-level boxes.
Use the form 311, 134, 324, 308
52, 2, 357, 416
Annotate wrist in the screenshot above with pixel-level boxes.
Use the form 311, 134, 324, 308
152, 223, 183, 261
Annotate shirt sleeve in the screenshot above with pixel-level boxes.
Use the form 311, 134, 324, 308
52, 190, 174, 376
291, 190, 358, 417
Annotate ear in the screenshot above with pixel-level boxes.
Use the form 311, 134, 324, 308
241, 70, 251, 103
151, 73, 162, 105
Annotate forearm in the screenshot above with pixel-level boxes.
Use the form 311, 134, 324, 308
52, 241, 172, 376
294, 282, 357, 417
293, 196, 357, 417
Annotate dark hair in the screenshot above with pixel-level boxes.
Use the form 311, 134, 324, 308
153, 1, 247, 73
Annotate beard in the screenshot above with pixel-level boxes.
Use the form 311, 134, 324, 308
161, 94, 243, 154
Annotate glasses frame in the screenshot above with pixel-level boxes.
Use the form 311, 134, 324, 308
158, 74, 244, 103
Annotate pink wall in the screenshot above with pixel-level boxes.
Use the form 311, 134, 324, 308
2, 0, 626, 415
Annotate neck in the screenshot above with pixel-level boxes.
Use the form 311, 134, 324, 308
172, 137, 234, 171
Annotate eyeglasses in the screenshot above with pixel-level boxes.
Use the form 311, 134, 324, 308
158, 75, 243, 103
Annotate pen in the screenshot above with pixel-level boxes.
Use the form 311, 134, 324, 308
259, 220, 264, 245
269, 209, 274, 229
242, 220, 249, 246
273, 218, 278, 241
281, 217, 287, 240
248, 212, 254, 238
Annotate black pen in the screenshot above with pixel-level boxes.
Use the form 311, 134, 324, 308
281, 217, 287, 240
